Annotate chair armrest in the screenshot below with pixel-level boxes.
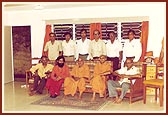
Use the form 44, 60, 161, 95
26, 70, 33, 79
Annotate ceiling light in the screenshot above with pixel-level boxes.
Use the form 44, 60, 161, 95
34, 4, 44, 10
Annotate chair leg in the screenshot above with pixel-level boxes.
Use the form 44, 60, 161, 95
143, 85, 146, 104
160, 86, 163, 107
155, 88, 157, 101
129, 96, 132, 104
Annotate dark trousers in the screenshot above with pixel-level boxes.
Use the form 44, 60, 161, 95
33, 75, 47, 93
107, 57, 120, 80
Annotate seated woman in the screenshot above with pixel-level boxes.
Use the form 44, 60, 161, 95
63, 57, 90, 99
46, 56, 70, 98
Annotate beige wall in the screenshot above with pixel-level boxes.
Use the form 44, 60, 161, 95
4, 26, 13, 83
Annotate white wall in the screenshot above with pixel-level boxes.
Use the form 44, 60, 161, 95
3, 2, 166, 60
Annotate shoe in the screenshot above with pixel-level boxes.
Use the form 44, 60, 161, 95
50, 94, 57, 98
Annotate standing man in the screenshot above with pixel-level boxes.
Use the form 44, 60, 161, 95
29, 56, 54, 96
44, 32, 62, 61
62, 32, 76, 61
89, 30, 106, 60
106, 31, 123, 80
76, 29, 90, 60
123, 29, 142, 62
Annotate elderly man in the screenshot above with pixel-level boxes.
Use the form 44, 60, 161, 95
64, 57, 90, 99
91, 55, 112, 101
107, 58, 141, 104
88, 30, 106, 60
29, 56, 54, 96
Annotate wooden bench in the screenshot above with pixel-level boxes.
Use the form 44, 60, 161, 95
25, 59, 113, 96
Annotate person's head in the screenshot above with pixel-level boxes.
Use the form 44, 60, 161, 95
56, 56, 65, 68
64, 32, 72, 42
108, 31, 115, 42
99, 55, 107, 64
124, 58, 134, 69
128, 29, 135, 41
77, 57, 84, 67
93, 30, 100, 40
80, 29, 87, 39
49, 32, 56, 42
41, 55, 49, 66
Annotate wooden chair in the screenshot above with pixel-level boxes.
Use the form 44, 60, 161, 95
143, 64, 164, 107
25, 57, 41, 88
115, 62, 144, 104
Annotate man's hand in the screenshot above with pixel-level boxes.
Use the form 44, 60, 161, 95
56, 76, 62, 81
118, 74, 125, 79
72, 76, 80, 81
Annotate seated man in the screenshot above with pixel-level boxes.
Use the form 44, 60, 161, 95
46, 56, 70, 98
91, 55, 112, 101
29, 56, 54, 96
64, 57, 90, 99
107, 58, 141, 104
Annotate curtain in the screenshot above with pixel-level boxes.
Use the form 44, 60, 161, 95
42, 25, 52, 56
139, 21, 149, 62
89, 23, 102, 40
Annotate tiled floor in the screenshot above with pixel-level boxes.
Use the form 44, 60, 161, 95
3, 81, 165, 113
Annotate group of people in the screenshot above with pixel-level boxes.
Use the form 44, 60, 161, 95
29, 55, 142, 104
44, 29, 142, 64
28, 28, 144, 104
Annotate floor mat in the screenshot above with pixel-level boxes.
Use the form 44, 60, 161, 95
31, 93, 107, 110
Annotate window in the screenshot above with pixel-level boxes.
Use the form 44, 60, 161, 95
101, 23, 118, 40
53, 22, 142, 40
121, 22, 142, 39
53, 24, 73, 40
75, 24, 90, 40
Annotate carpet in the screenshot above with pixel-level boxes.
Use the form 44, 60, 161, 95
31, 93, 107, 110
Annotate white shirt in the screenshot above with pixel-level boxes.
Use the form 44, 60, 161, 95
106, 39, 122, 57
44, 40, 62, 60
116, 66, 139, 85
123, 39, 142, 62
62, 40, 76, 56
76, 38, 90, 60
89, 39, 106, 59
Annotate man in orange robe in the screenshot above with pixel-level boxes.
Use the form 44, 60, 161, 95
46, 56, 70, 98
64, 57, 90, 99
91, 55, 112, 101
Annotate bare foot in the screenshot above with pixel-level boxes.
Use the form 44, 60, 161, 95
116, 98, 122, 104
99, 93, 104, 98
29, 91, 36, 96
91, 97, 95, 102
63, 95, 67, 99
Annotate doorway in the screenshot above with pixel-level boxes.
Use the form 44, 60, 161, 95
12, 26, 31, 81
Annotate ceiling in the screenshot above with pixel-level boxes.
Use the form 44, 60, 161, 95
3, 2, 139, 11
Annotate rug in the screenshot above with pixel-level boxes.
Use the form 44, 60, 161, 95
31, 93, 107, 110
